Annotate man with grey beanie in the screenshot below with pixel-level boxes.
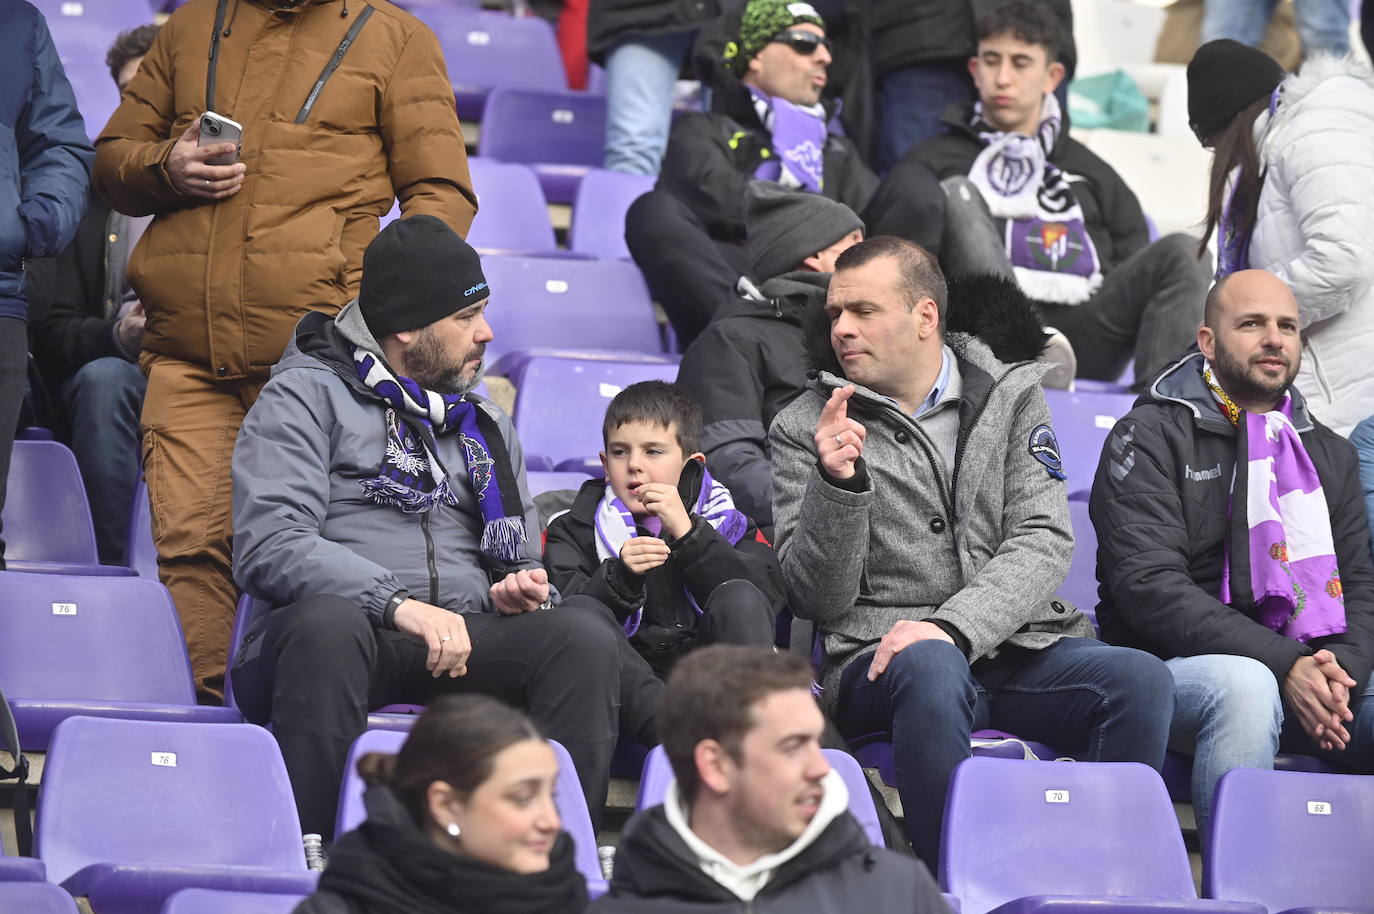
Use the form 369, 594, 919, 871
677, 183, 864, 539
229, 216, 662, 841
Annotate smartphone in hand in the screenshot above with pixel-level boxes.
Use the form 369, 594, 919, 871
197, 112, 243, 166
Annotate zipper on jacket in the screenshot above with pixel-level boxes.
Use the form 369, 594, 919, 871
420, 512, 439, 605
295, 6, 375, 123
951, 364, 1022, 496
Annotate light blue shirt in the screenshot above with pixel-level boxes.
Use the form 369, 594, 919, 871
912, 346, 956, 420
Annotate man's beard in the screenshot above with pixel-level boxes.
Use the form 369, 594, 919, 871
1212, 336, 1298, 407
404, 330, 484, 397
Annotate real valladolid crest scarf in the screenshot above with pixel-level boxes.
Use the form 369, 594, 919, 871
353, 348, 528, 563
592, 465, 748, 636
749, 87, 827, 193
1203, 364, 1346, 642
968, 92, 1103, 305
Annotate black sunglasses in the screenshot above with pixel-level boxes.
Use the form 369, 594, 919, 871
770, 29, 832, 56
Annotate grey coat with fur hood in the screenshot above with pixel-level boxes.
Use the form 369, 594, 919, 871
769, 298, 1093, 700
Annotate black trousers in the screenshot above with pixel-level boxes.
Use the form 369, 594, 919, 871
0, 318, 28, 569
630, 579, 778, 678
232, 594, 662, 839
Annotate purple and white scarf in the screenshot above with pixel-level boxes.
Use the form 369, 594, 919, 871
354, 348, 529, 563
1205, 365, 1346, 642
749, 87, 827, 193
1214, 86, 1282, 281
968, 92, 1103, 305
592, 465, 748, 636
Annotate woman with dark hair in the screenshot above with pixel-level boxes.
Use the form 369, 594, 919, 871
294, 695, 589, 914
1186, 39, 1374, 437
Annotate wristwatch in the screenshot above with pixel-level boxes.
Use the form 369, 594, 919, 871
382, 589, 410, 630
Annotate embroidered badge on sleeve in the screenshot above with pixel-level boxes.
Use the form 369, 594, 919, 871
1029, 424, 1068, 481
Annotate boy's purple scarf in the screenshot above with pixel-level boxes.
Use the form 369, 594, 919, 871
354, 349, 528, 564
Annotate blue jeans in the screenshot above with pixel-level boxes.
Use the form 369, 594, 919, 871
62, 356, 146, 565
1202, 0, 1351, 55
603, 30, 695, 176
1352, 415, 1374, 560
836, 637, 1174, 868
877, 64, 974, 174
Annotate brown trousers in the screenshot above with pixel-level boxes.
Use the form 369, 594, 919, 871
140, 354, 266, 701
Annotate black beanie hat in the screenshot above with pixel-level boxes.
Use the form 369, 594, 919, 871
745, 182, 863, 281
1186, 39, 1285, 141
359, 215, 490, 338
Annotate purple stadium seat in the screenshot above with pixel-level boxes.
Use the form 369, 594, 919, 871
0, 882, 78, 914
2, 440, 136, 575
35, 717, 319, 914
1205, 768, 1374, 913
333, 729, 607, 897
477, 88, 607, 203
0, 856, 46, 882
0, 572, 240, 750
28, 0, 152, 139
1063, 500, 1099, 626
466, 159, 561, 257
480, 257, 663, 365
634, 745, 886, 847
1161, 749, 1345, 805
526, 470, 597, 497
161, 888, 309, 914
1042, 388, 1138, 499
125, 476, 158, 579
569, 169, 655, 261
226, 594, 423, 732
511, 355, 679, 468
941, 758, 1266, 914
850, 731, 1067, 789
408, 8, 567, 120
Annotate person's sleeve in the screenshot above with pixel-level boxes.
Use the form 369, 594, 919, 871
18, 17, 93, 259
543, 512, 643, 621
1090, 411, 1309, 681
382, 24, 478, 239
1095, 156, 1150, 265
480, 405, 562, 607
829, 135, 880, 214
232, 373, 404, 625
924, 387, 1076, 659
1316, 435, 1374, 692
27, 226, 121, 376
678, 327, 775, 529
92, 21, 185, 216
770, 402, 871, 623
671, 515, 786, 616
1264, 103, 1374, 327
657, 114, 753, 240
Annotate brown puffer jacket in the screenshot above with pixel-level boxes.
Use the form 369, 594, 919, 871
93, 0, 477, 380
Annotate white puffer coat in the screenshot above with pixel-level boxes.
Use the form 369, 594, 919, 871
1251, 55, 1374, 437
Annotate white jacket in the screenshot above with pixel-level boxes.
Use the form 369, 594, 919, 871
1251, 55, 1374, 436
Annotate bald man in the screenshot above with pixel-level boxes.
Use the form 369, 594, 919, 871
1090, 269, 1374, 844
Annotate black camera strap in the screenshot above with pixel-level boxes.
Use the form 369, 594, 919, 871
0, 688, 32, 857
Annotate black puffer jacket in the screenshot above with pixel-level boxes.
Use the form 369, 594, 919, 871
870, 0, 1077, 78
592, 805, 947, 913
897, 103, 1149, 275
1091, 351, 1374, 690
587, 0, 721, 65
655, 80, 879, 243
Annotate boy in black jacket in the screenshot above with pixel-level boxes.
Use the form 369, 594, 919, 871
545, 381, 785, 677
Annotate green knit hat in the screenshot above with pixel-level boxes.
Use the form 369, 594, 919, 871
724, 0, 826, 76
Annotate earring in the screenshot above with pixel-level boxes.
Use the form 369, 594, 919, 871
446, 822, 461, 838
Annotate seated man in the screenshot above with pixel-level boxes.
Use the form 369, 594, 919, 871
627, 0, 927, 349
27, 23, 159, 565
887, 0, 1210, 388
1091, 269, 1374, 844
545, 380, 786, 678
594, 644, 949, 912
769, 235, 1174, 867
230, 216, 661, 840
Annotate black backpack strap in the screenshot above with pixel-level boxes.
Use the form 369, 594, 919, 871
0, 688, 32, 857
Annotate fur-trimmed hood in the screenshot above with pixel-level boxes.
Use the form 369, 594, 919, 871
1264, 54, 1374, 147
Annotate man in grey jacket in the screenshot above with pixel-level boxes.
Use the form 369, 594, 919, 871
230, 216, 661, 840
769, 236, 1174, 867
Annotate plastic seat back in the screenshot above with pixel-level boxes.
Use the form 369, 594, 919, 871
1, 441, 99, 565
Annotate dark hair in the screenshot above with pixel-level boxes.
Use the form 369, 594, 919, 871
1198, 94, 1269, 258
601, 380, 703, 455
976, 0, 1061, 63
106, 24, 160, 87
356, 695, 543, 828
833, 235, 948, 332
660, 645, 814, 804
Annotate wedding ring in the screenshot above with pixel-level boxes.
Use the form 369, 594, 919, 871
440, 636, 452, 643
834, 434, 844, 447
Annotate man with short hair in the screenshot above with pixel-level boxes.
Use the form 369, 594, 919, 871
770, 235, 1174, 868
28, 22, 160, 564
594, 644, 948, 913
887, 0, 1210, 389
230, 216, 660, 841
1091, 269, 1374, 844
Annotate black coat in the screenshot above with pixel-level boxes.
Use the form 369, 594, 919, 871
543, 476, 786, 675
1090, 351, 1374, 691
655, 81, 879, 243
870, 0, 1077, 78
591, 805, 947, 913
586, 0, 721, 64
896, 104, 1150, 276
